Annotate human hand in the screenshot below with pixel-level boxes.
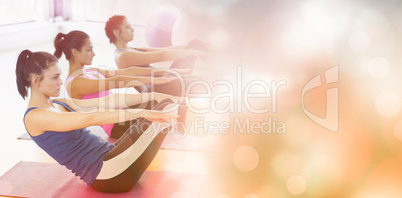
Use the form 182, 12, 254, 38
142, 110, 179, 123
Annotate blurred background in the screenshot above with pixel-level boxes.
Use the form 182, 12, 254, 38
1, 0, 402, 197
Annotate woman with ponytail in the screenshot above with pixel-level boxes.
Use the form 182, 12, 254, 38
16, 49, 184, 193
53, 30, 185, 100
105, 15, 210, 70
54, 30, 188, 138
16, 50, 56, 100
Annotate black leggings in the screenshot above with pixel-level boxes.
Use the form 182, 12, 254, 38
110, 100, 158, 139
90, 98, 174, 193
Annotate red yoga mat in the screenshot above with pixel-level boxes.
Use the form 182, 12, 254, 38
0, 161, 211, 198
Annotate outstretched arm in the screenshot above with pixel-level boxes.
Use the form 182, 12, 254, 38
24, 107, 178, 136
135, 45, 186, 52
67, 75, 177, 99
116, 49, 204, 69
56, 92, 183, 112
56, 93, 147, 111
94, 67, 190, 78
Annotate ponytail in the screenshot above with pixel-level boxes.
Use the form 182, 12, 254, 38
16, 50, 31, 99
53, 30, 90, 60
54, 33, 65, 59
15, 50, 58, 100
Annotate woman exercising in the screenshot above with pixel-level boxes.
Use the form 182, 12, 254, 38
17, 49, 182, 192
105, 15, 209, 70
54, 30, 187, 138
105, 15, 211, 96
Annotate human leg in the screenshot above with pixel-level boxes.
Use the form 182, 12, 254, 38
110, 100, 158, 139
169, 39, 211, 71
90, 127, 170, 192
90, 98, 177, 192
148, 78, 185, 97
147, 39, 211, 96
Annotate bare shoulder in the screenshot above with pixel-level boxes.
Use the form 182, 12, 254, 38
24, 108, 51, 136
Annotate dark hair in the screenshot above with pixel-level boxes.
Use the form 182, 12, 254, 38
16, 50, 58, 100
54, 30, 90, 60
105, 15, 126, 44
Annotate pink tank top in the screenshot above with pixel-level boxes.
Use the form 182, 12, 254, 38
66, 69, 114, 137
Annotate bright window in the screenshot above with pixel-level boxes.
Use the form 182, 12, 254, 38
0, 0, 36, 26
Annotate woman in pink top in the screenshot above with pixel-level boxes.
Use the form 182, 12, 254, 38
54, 30, 184, 138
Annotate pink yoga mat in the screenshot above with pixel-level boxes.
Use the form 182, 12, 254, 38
0, 161, 211, 198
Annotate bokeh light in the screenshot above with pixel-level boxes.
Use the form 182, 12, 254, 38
286, 175, 306, 195
375, 91, 400, 118
367, 57, 390, 80
149, 0, 402, 197
233, 146, 259, 172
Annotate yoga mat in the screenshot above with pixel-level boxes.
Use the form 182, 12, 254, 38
18, 126, 216, 152
0, 161, 211, 198
17, 132, 30, 140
